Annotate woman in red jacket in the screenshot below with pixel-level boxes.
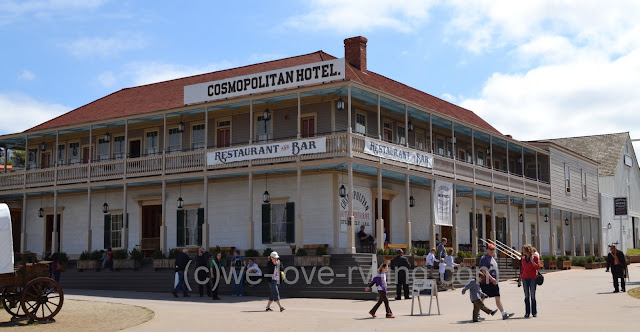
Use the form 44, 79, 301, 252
517, 244, 539, 318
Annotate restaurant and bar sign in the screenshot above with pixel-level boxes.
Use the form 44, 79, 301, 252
207, 137, 326, 165
363, 138, 433, 169
614, 197, 628, 216
184, 58, 345, 104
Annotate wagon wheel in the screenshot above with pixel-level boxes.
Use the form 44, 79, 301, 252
2, 286, 27, 317
20, 277, 64, 321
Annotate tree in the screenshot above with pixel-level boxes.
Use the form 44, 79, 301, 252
10, 150, 25, 168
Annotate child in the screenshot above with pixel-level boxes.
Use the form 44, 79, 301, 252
444, 249, 462, 290
365, 263, 394, 318
438, 257, 446, 288
462, 272, 498, 322
426, 248, 436, 278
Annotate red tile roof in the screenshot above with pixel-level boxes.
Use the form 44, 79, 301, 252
27, 50, 500, 135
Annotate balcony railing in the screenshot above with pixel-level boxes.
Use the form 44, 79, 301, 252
0, 132, 552, 199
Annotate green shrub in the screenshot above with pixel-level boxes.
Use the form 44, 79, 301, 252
152, 250, 166, 259
57, 252, 69, 262
130, 248, 143, 261
585, 256, 594, 264
114, 249, 128, 259
262, 247, 273, 257
557, 256, 565, 262
296, 248, 308, 256
595, 256, 605, 262
90, 250, 103, 261
315, 246, 328, 256
541, 255, 551, 261
168, 248, 180, 259
415, 248, 427, 256
376, 248, 385, 256
244, 249, 260, 257
79, 251, 91, 260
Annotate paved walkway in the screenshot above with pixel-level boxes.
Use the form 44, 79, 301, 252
64, 264, 640, 331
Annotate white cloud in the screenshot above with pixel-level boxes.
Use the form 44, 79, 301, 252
283, 0, 437, 33
248, 53, 286, 64
101, 60, 233, 87
0, 0, 108, 25
97, 71, 116, 88
0, 92, 69, 134
18, 70, 36, 81
61, 34, 146, 58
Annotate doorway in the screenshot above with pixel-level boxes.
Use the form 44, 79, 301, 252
129, 139, 141, 158
374, 199, 390, 244
441, 226, 452, 244
10, 210, 21, 253
45, 214, 61, 255
141, 205, 162, 256
485, 214, 492, 240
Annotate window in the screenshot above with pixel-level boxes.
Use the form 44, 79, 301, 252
383, 122, 392, 142
145, 130, 159, 156
436, 138, 445, 156
564, 163, 571, 192
28, 148, 38, 169
581, 169, 587, 198
355, 113, 366, 135
184, 209, 199, 246
192, 124, 205, 150
457, 149, 466, 162
110, 214, 123, 249
447, 139, 453, 157
113, 136, 125, 159
69, 142, 80, 165
271, 203, 287, 243
397, 125, 406, 145
256, 115, 271, 142
531, 223, 537, 244
415, 130, 425, 150
477, 150, 484, 166
168, 127, 181, 153
301, 115, 315, 138
217, 119, 231, 147
57, 144, 66, 166
97, 138, 110, 161
262, 202, 294, 244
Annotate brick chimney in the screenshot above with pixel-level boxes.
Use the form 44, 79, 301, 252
344, 36, 368, 71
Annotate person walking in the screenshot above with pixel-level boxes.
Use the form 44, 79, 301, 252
478, 244, 514, 320
231, 250, 245, 296
426, 248, 436, 279
265, 251, 285, 312
171, 249, 191, 298
390, 249, 411, 300
517, 244, 540, 318
210, 251, 222, 300
606, 245, 627, 293
365, 263, 394, 318
462, 270, 498, 322
437, 237, 447, 261
444, 248, 462, 290
195, 247, 211, 297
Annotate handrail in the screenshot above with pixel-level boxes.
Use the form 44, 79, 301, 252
479, 238, 521, 261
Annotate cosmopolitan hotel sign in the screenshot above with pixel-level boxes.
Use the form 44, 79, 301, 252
184, 58, 346, 104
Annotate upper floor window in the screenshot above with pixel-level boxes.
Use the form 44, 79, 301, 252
415, 129, 425, 150
355, 113, 366, 135
97, 138, 110, 161
113, 136, 125, 159
564, 163, 571, 192
383, 122, 392, 142
28, 148, 38, 170
145, 130, 159, 156
217, 119, 231, 148
477, 150, 484, 166
57, 144, 66, 166
301, 115, 315, 138
69, 142, 80, 165
397, 125, 406, 145
192, 124, 205, 150
256, 115, 271, 142
168, 127, 181, 153
581, 169, 587, 198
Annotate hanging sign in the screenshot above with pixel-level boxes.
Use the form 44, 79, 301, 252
433, 180, 453, 226
614, 197, 628, 216
207, 137, 326, 165
184, 58, 345, 104
363, 138, 433, 169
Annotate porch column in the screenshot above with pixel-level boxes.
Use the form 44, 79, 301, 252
506, 194, 512, 248
3, 146, 7, 173
21, 193, 27, 252
429, 179, 436, 252
536, 202, 541, 252
246, 173, 252, 250
589, 216, 595, 256
521, 197, 527, 247
377, 95, 381, 139
405, 174, 412, 249
297, 93, 301, 139
570, 211, 576, 256
580, 214, 585, 256
550, 206, 555, 257
52, 190, 58, 253
346, 162, 355, 253
123, 120, 128, 178
204, 176, 211, 250
472, 188, 477, 255
123, 183, 128, 250
86, 187, 92, 252
160, 180, 167, 253
295, 167, 303, 248
490, 192, 496, 241
559, 210, 565, 256
452, 183, 458, 252
376, 168, 383, 251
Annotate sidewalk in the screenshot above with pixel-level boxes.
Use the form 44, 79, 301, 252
64, 264, 640, 332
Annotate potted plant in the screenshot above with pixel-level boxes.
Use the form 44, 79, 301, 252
129, 248, 143, 270
77, 250, 100, 271
458, 251, 477, 267
294, 247, 331, 267
413, 247, 427, 267
543, 256, 556, 269
112, 249, 140, 270
557, 255, 571, 269
56, 252, 69, 270
584, 256, 598, 269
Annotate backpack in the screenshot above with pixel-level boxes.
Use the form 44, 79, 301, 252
234, 257, 243, 268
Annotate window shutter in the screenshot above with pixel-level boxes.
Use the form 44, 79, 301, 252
286, 202, 295, 243
104, 214, 111, 249
177, 210, 185, 247
197, 208, 204, 246
262, 204, 271, 244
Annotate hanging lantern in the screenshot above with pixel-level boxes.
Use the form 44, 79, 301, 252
40, 141, 46, 151
409, 195, 415, 207
339, 184, 347, 198
263, 190, 270, 204
263, 109, 271, 121
102, 202, 109, 214
544, 214, 549, 222
104, 131, 111, 143
177, 197, 184, 209
38, 207, 44, 218
178, 115, 185, 133
336, 97, 345, 111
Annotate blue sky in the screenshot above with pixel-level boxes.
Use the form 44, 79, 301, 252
1, 0, 639, 153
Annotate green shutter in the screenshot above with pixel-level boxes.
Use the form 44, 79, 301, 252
286, 202, 295, 243
104, 214, 111, 249
262, 204, 271, 244
197, 208, 204, 246
177, 209, 185, 247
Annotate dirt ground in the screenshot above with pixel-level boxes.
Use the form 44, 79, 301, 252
0, 299, 153, 331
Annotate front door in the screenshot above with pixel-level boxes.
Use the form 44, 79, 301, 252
45, 214, 61, 254
441, 226, 452, 244
217, 128, 230, 147
83, 147, 90, 164
41, 152, 51, 169
374, 199, 391, 243
129, 139, 141, 158
11, 210, 21, 253
485, 214, 492, 239
141, 205, 162, 256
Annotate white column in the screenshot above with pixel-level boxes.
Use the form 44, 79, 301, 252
52, 190, 58, 253
550, 206, 555, 257
452, 184, 458, 252
346, 162, 355, 253
430, 179, 436, 250
506, 194, 512, 248
122, 183, 128, 250
160, 180, 167, 253
86, 187, 92, 252
246, 173, 252, 250
580, 214, 585, 256
589, 216, 595, 256
296, 167, 303, 248
21, 193, 27, 252
536, 202, 541, 252
521, 197, 527, 247
472, 188, 478, 255
490, 192, 496, 241
405, 174, 412, 248
570, 211, 575, 256
203, 176, 210, 250
376, 168, 383, 251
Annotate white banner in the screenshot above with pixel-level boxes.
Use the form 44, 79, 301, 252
363, 138, 433, 169
339, 186, 373, 234
433, 180, 453, 226
207, 137, 326, 165
184, 58, 346, 104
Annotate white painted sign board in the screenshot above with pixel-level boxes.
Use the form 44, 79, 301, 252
411, 279, 440, 316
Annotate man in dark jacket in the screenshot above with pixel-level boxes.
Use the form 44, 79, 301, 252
172, 249, 191, 297
195, 247, 211, 297
606, 245, 627, 293
390, 249, 411, 300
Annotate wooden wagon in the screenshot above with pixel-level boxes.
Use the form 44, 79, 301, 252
0, 253, 64, 322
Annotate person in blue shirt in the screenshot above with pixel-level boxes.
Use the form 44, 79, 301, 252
462, 271, 498, 322
478, 244, 513, 320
